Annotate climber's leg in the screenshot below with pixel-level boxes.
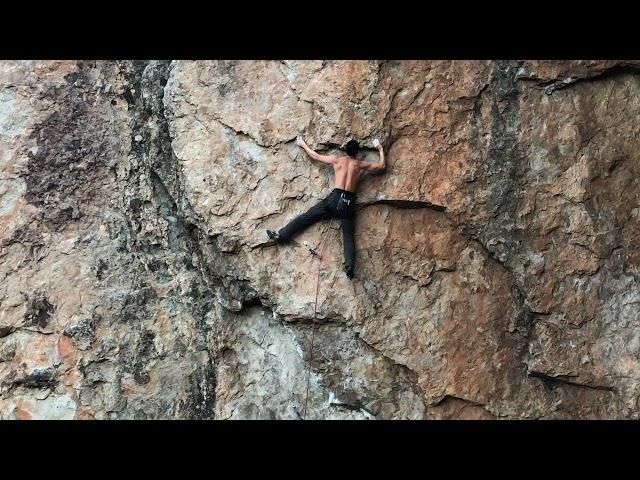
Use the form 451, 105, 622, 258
341, 215, 356, 279
274, 198, 331, 243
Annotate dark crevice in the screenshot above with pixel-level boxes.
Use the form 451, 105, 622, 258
0, 326, 16, 338
241, 296, 266, 309
430, 393, 488, 410
427, 394, 501, 419
117, 60, 218, 419
528, 370, 616, 393
358, 199, 446, 212
329, 401, 377, 417
526, 63, 640, 95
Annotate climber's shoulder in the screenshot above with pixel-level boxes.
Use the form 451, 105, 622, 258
332, 155, 350, 167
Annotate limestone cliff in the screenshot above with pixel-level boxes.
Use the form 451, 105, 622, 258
1, 60, 639, 419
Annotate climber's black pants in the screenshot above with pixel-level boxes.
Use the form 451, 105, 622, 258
278, 189, 356, 271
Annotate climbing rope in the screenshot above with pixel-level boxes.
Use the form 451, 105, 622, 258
302, 217, 335, 420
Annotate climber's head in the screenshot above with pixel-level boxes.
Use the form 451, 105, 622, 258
345, 139, 359, 158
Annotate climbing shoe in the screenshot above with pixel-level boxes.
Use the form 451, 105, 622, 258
267, 230, 282, 244
344, 264, 354, 280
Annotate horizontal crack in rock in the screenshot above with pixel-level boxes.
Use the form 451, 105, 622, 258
358, 199, 446, 211
527, 370, 616, 393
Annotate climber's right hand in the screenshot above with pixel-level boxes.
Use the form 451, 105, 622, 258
373, 138, 381, 149
296, 136, 305, 147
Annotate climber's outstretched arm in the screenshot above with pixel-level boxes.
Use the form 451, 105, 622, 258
296, 136, 336, 165
360, 139, 386, 172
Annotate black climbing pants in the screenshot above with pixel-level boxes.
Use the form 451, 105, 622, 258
278, 189, 357, 271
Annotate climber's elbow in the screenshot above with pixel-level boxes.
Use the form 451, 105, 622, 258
362, 162, 385, 173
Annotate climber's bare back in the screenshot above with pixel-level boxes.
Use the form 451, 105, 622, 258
332, 156, 368, 192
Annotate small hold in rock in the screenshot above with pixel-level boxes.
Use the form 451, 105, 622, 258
111, 99, 117, 106
134, 135, 143, 142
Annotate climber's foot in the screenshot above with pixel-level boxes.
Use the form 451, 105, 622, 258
267, 230, 282, 244
344, 264, 354, 280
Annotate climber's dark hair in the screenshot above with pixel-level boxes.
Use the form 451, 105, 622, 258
345, 140, 359, 157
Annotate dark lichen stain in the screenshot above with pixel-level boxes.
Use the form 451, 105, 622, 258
133, 330, 156, 385
120, 285, 157, 323
25, 292, 55, 328
25, 62, 121, 230
179, 358, 216, 420
14, 367, 57, 389
96, 259, 108, 280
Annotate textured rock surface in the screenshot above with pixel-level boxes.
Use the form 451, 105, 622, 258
1, 60, 639, 419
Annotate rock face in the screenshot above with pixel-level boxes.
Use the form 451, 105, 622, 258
1, 60, 639, 419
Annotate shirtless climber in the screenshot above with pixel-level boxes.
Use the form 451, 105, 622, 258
267, 136, 386, 279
